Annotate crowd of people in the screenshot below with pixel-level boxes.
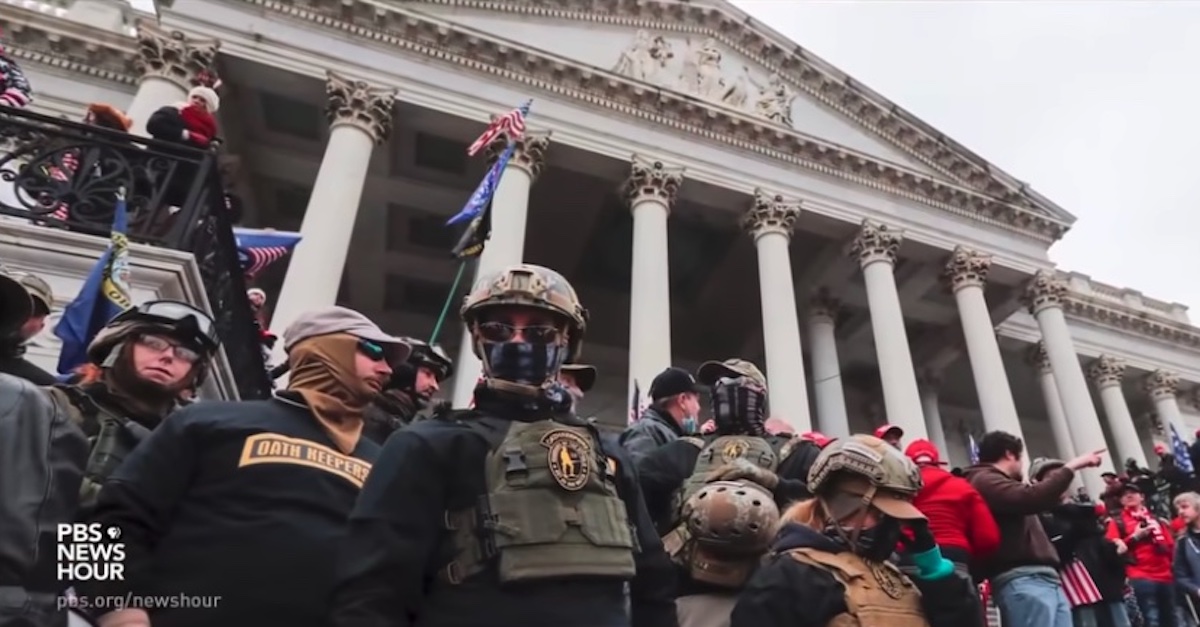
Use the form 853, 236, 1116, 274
6, 30, 1200, 627
3, 260, 1200, 627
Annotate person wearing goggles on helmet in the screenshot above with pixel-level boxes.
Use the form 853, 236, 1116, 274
732, 435, 983, 627
0, 269, 58, 385
363, 338, 454, 444
0, 299, 220, 626
633, 358, 821, 626
331, 263, 677, 627
78, 306, 409, 627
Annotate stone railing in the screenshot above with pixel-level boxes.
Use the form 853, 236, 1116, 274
0, 106, 271, 400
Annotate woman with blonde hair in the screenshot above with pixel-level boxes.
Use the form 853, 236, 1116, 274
730, 434, 983, 627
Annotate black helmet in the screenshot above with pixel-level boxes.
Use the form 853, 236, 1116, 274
404, 338, 454, 381
87, 300, 221, 371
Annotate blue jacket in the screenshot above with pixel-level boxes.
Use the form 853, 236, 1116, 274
618, 406, 682, 463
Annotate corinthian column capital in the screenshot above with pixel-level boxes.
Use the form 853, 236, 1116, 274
134, 21, 220, 90
1144, 369, 1180, 401
848, 220, 902, 268
741, 189, 800, 241
942, 246, 992, 293
1025, 341, 1052, 375
622, 155, 684, 209
1022, 270, 1068, 314
1087, 355, 1126, 389
325, 71, 396, 144
486, 131, 552, 181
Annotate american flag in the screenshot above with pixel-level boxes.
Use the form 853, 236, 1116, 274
1060, 560, 1103, 607
43, 151, 80, 222
233, 227, 302, 281
466, 100, 531, 157
1171, 423, 1195, 474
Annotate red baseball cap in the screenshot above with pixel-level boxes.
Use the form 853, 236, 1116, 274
799, 431, 834, 448
904, 438, 947, 466
874, 424, 903, 440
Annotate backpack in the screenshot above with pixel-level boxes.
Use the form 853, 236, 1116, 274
439, 412, 637, 585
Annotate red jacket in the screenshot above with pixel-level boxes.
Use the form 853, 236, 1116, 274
1106, 508, 1174, 583
913, 465, 1001, 559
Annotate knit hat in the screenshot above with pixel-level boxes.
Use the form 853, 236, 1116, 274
187, 86, 220, 113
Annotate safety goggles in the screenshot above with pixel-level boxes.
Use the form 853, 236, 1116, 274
137, 335, 202, 364
115, 301, 220, 352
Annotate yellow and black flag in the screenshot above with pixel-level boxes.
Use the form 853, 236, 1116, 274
450, 198, 491, 259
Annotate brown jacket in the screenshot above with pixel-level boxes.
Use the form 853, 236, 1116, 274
963, 464, 1075, 579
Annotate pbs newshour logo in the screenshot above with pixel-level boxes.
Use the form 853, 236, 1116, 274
57, 523, 125, 581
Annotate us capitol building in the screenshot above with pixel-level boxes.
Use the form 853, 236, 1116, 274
2, 0, 1196, 493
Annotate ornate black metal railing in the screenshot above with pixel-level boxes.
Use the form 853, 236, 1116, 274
0, 107, 271, 400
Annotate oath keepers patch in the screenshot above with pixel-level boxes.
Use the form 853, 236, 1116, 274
238, 433, 372, 488
869, 562, 906, 599
541, 429, 592, 491
720, 438, 750, 462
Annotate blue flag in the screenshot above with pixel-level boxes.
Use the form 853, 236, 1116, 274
54, 196, 132, 374
449, 141, 518, 258
968, 433, 980, 465
1170, 423, 1195, 474
233, 227, 302, 280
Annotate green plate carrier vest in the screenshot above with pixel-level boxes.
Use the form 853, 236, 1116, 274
441, 416, 638, 585
679, 434, 780, 507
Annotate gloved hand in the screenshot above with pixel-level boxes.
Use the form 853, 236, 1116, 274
705, 458, 779, 490
900, 519, 955, 581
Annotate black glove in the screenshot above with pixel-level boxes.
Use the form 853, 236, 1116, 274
899, 518, 937, 554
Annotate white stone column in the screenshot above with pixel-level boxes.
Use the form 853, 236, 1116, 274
1023, 271, 1111, 493
917, 372, 950, 458
1028, 342, 1077, 461
270, 72, 395, 367
943, 247, 1024, 437
1088, 355, 1147, 468
742, 190, 811, 431
848, 220, 926, 439
127, 23, 220, 138
449, 132, 551, 407
807, 288, 849, 439
624, 156, 683, 404
1145, 370, 1187, 450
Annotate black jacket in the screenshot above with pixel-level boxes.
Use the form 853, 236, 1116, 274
77, 393, 378, 627
1040, 503, 1126, 602
328, 397, 677, 627
0, 338, 56, 386
0, 374, 89, 626
732, 523, 983, 627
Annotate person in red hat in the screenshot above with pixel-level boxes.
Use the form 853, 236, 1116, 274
905, 438, 1001, 581
875, 423, 904, 449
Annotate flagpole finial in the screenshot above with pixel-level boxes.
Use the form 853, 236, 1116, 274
116, 186, 126, 201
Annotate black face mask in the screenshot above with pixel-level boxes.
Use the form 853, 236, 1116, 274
482, 341, 567, 387
711, 378, 767, 435
854, 517, 904, 562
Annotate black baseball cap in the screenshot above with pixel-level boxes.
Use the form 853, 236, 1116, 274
649, 367, 704, 401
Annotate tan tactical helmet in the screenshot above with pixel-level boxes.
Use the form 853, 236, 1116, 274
460, 263, 588, 361
1029, 457, 1065, 482
683, 480, 780, 556
807, 434, 925, 519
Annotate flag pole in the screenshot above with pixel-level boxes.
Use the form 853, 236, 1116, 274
429, 259, 468, 345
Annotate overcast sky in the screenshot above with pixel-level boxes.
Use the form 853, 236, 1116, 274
730, 0, 1200, 314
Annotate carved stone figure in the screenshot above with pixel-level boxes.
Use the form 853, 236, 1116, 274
613, 30, 654, 82
693, 38, 725, 99
746, 71, 796, 126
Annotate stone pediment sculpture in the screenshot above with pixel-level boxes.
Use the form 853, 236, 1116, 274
612, 30, 797, 127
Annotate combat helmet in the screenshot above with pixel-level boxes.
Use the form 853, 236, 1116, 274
808, 434, 923, 512
683, 480, 780, 556
460, 263, 588, 361
1029, 457, 1065, 482
404, 338, 454, 381
87, 300, 221, 384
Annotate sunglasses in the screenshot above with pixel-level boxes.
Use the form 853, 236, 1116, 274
477, 321, 562, 344
357, 340, 388, 362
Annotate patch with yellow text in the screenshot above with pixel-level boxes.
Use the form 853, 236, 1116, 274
238, 433, 372, 488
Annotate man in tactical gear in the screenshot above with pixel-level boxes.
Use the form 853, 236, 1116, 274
363, 338, 453, 443
79, 306, 406, 627
634, 358, 821, 627
620, 366, 705, 462
1, 299, 220, 627
732, 434, 984, 627
329, 263, 677, 627
0, 269, 56, 385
